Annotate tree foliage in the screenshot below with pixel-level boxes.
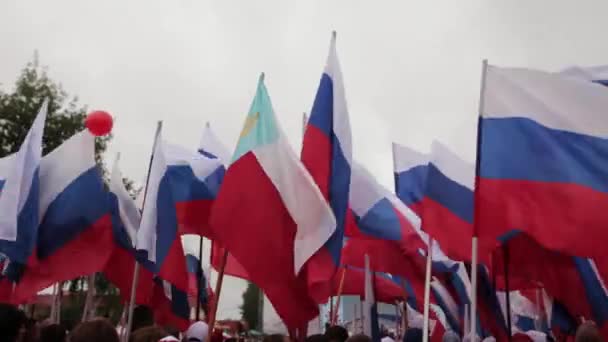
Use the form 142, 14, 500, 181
240, 282, 261, 331
0, 54, 109, 163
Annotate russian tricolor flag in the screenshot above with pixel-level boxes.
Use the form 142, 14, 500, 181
393, 141, 490, 262
14, 130, 114, 302
104, 155, 153, 305
175, 124, 226, 239
392, 142, 429, 216
151, 277, 191, 331
0, 101, 46, 278
477, 65, 608, 259
301, 32, 352, 303
137, 126, 221, 292
349, 162, 428, 258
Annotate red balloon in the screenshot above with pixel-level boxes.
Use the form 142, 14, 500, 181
85, 111, 113, 136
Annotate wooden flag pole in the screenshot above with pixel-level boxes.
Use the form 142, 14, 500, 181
332, 267, 347, 325
208, 249, 229, 342
124, 121, 163, 342
81, 273, 96, 322
196, 235, 204, 321
422, 240, 433, 342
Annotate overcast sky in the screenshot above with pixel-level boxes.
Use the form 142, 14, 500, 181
2, 0, 608, 320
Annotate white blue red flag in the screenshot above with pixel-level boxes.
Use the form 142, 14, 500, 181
301, 32, 352, 304
0, 101, 47, 277
477, 65, 608, 259
14, 130, 114, 302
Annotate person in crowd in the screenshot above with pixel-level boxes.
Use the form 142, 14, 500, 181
263, 334, 289, 342
21, 318, 40, 342
0, 303, 27, 342
39, 323, 66, 342
403, 328, 423, 342
325, 325, 349, 342
442, 330, 460, 342
346, 334, 372, 342
130, 326, 168, 342
306, 333, 329, 342
131, 305, 155, 333
575, 321, 603, 342
70, 318, 120, 342
164, 325, 180, 339
159, 336, 180, 342
184, 321, 210, 342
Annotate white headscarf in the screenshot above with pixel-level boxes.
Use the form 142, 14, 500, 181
185, 321, 209, 342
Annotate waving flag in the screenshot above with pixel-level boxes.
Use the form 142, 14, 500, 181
172, 124, 226, 239
104, 155, 153, 305
151, 277, 191, 331
185, 253, 209, 306
14, 131, 114, 302
137, 126, 221, 291
431, 278, 461, 334
392, 143, 429, 216
477, 65, 608, 259
0, 101, 46, 276
301, 32, 352, 303
209, 74, 335, 328
349, 162, 427, 257
559, 65, 608, 85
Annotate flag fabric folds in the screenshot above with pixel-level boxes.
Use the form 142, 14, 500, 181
0, 101, 47, 276
477, 65, 608, 259
301, 32, 352, 303
137, 126, 222, 292
104, 155, 153, 305
14, 131, 114, 302
209, 74, 336, 328
151, 277, 191, 331
392, 143, 429, 216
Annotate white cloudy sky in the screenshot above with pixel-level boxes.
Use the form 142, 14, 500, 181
2, 0, 608, 320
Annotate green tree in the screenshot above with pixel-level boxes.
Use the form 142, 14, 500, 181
240, 282, 261, 331
0, 55, 132, 322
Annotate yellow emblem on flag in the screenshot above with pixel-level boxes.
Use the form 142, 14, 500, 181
239, 112, 260, 139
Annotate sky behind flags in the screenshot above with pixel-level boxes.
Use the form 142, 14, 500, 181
3, 0, 608, 319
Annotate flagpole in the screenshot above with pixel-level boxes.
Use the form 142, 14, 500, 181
422, 240, 434, 342
503, 245, 513, 341
124, 121, 163, 342
208, 249, 228, 342
196, 235, 204, 321
471, 59, 488, 340
332, 267, 346, 325
81, 273, 96, 322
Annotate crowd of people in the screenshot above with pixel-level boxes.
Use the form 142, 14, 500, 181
0, 302, 605, 342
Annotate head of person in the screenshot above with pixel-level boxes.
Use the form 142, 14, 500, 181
131, 305, 154, 333
575, 321, 603, 342
70, 319, 119, 342
306, 334, 329, 342
403, 328, 423, 342
130, 326, 168, 342
39, 323, 67, 342
263, 333, 289, 342
0, 303, 27, 342
346, 334, 372, 342
325, 325, 349, 342
442, 330, 460, 342
185, 322, 209, 342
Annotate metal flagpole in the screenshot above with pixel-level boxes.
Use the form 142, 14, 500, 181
471, 59, 488, 339
196, 236, 204, 321
124, 121, 163, 342
422, 240, 434, 342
